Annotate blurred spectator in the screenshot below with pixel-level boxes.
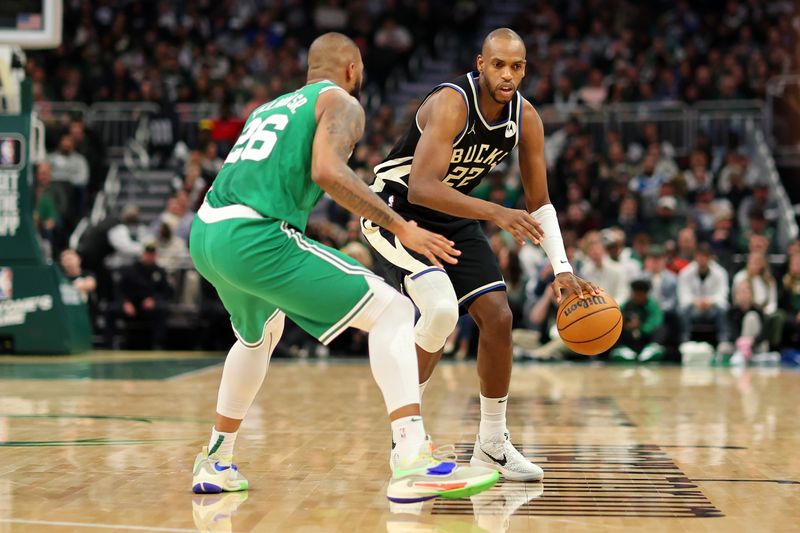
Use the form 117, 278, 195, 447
370, 18, 413, 95
737, 183, 778, 232
667, 227, 697, 273
314, 0, 348, 31
579, 231, 629, 303
690, 187, 718, 238
341, 241, 374, 271
649, 144, 679, 183
629, 154, 669, 216
677, 244, 731, 349
728, 280, 765, 363
172, 163, 207, 211
151, 222, 190, 271
643, 245, 679, 314
210, 100, 246, 154
650, 196, 684, 244
200, 142, 224, 179
779, 253, 800, 348
614, 196, 646, 241
33, 162, 64, 255
709, 210, 738, 269
48, 133, 89, 220
738, 207, 777, 253
732, 252, 778, 315
472, 170, 521, 208
680, 159, 714, 199
578, 68, 607, 109
68, 118, 106, 198
495, 239, 527, 327
553, 75, 579, 115
241, 84, 269, 118
611, 279, 665, 363
79, 204, 146, 298
110, 244, 173, 350
59, 249, 96, 303
150, 192, 195, 243
603, 228, 642, 281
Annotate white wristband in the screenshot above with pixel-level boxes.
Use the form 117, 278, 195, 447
531, 203, 573, 275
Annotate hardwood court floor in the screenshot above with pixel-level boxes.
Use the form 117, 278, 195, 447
1, 352, 799, 532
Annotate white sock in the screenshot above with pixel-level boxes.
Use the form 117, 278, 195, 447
479, 394, 508, 442
208, 426, 237, 463
419, 378, 430, 399
391, 415, 427, 465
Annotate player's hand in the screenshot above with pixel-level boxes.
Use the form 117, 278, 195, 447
396, 221, 460, 268
493, 207, 544, 246
551, 273, 600, 304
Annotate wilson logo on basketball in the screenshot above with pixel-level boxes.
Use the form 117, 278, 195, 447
563, 295, 607, 317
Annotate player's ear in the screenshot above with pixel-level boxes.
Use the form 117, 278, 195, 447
476, 54, 484, 74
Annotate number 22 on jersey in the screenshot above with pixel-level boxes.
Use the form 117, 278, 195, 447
224, 114, 289, 165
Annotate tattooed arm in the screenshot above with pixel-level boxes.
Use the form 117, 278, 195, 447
311, 89, 403, 229
311, 87, 459, 266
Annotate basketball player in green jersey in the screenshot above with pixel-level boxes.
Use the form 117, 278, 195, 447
189, 33, 499, 503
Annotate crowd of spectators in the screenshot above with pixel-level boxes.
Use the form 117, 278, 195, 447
516, 0, 800, 111
23, 1, 800, 358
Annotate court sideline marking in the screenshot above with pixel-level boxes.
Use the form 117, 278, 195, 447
0, 518, 231, 532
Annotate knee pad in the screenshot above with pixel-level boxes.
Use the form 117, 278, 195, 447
404, 269, 459, 352
350, 277, 412, 331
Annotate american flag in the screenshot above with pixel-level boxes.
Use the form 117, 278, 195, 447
16, 13, 42, 30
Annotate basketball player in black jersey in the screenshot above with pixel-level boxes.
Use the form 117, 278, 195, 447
362, 28, 598, 481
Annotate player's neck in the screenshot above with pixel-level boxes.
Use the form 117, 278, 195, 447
306, 72, 346, 90
476, 81, 507, 122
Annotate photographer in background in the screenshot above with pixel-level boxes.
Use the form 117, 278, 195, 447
611, 279, 665, 363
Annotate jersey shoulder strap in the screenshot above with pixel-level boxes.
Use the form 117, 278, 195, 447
414, 73, 472, 146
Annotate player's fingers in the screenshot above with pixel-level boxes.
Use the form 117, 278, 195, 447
433, 246, 459, 265
432, 235, 461, 256
571, 279, 585, 299
551, 281, 563, 304
581, 281, 597, 295
423, 250, 444, 269
428, 239, 459, 265
518, 218, 543, 244
526, 215, 545, 238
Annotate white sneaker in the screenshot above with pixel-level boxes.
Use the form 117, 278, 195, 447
388, 440, 499, 503
192, 447, 249, 494
470, 433, 544, 482
471, 481, 544, 532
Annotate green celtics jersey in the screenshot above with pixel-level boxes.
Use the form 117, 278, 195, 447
205, 80, 338, 231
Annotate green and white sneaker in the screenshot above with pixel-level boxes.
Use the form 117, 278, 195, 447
387, 441, 499, 503
192, 492, 248, 533
192, 446, 249, 494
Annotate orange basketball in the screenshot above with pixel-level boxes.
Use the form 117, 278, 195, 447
556, 290, 623, 356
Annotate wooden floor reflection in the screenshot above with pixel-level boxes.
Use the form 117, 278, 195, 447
1, 353, 799, 532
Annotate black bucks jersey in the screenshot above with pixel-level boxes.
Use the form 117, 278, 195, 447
370, 71, 522, 225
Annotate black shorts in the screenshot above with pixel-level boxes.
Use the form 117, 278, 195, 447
361, 194, 505, 312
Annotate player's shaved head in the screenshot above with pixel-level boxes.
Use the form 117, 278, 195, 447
307, 32, 361, 79
307, 32, 364, 98
481, 28, 525, 57
477, 28, 527, 105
